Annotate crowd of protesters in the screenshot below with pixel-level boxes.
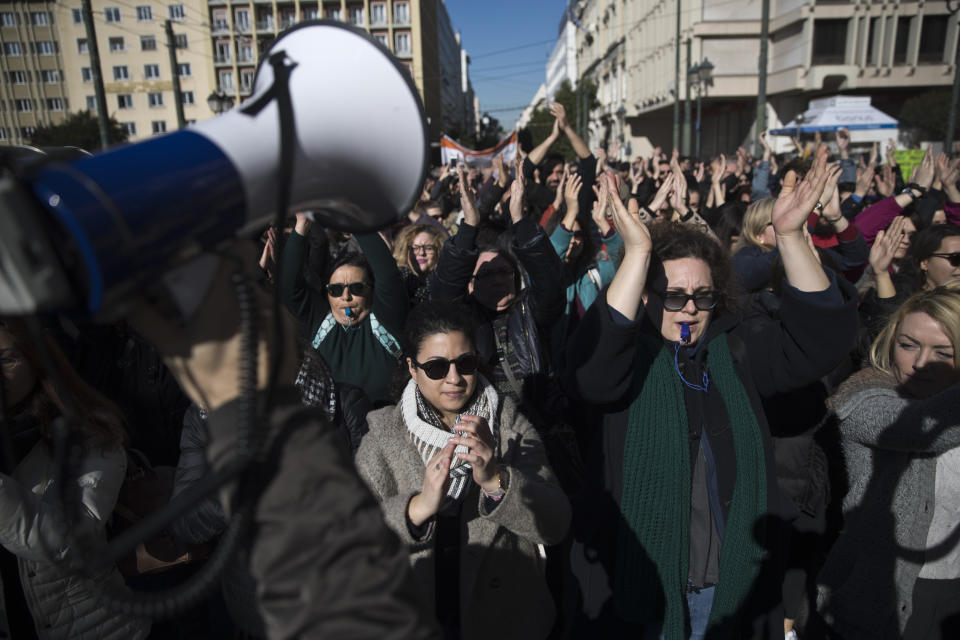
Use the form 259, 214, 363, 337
1, 104, 959, 640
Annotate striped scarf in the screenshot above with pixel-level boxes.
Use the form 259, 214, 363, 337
401, 376, 499, 508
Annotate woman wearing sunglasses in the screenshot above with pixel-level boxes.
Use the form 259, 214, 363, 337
392, 223, 447, 307
356, 301, 570, 640
564, 152, 858, 638
859, 224, 960, 352
818, 281, 960, 640
280, 212, 407, 406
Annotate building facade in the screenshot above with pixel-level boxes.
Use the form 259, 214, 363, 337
573, 0, 959, 159
0, 0, 474, 146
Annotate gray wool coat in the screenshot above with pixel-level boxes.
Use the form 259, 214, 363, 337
817, 369, 960, 640
356, 394, 571, 640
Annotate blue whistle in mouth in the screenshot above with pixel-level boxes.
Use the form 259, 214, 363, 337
680, 322, 691, 344
344, 307, 353, 317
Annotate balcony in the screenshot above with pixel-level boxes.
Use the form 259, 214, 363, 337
256, 19, 275, 32
234, 21, 252, 33
214, 55, 232, 65
212, 20, 230, 33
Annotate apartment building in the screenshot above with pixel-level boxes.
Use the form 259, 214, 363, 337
206, 0, 474, 143
0, 0, 216, 145
574, 0, 958, 158
0, 1, 70, 144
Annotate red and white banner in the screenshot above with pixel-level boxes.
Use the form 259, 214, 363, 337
440, 131, 518, 168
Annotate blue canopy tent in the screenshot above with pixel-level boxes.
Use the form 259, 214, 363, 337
770, 96, 898, 146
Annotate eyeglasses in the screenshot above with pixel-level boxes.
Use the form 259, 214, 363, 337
326, 282, 370, 297
931, 252, 960, 267
410, 244, 437, 255
659, 290, 720, 312
412, 353, 479, 380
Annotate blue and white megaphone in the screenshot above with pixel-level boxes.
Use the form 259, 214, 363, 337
0, 20, 428, 316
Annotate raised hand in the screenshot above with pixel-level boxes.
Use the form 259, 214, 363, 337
408, 442, 456, 526
914, 146, 935, 190
606, 173, 650, 253
855, 161, 876, 197
869, 215, 907, 275
670, 171, 689, 216
457, 164, 480, 226
875, 163, 896, 198
710, 155, 724, 183
869, 141, 879, 167
549, 102, 569, 130
552, 165, 567, 208
759, 131, 772, 161
772, 145, 832, 237
694, 161, 705, 184
649, 171, 676, 213
508, 154, 525, 223
565, 172, 583, 214
592, 172, 611, 221
492, 153, 509, 188
836, 127, 850, 157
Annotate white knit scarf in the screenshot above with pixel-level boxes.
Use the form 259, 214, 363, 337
401, 376, 500, 506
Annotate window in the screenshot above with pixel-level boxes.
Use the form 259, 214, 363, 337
104, 7, 121, 23
219, 70, 234, 91
141, 35, 157, 51
325, 7, 342, 20
4, 42, 23, 56
349, 6, 364, 25
34, 41, 56, 55
394, 32, 411, 55
15, 99, 34, 112
866, 17, 882, 66
113, 65, 129, 80
86, 95, 97, 110
238, 40, 253, 62
373, 32, 387, 47
177, 62, 191, 77
215, 40, 231, 62
303, 8, 318, 20
152, 120, 167, 134
8, 71, 27, 83
148, 92, 164, 107
169, 4, 186, 21
0, 12, 17, 27
370, 2, 386, 25
240, 68, 254, 91
122, 122, 136, 136
144, 64, 160, 79
117, 93, 133, 108
235, 8, 250, 30
393, 2, 409, 25
109, 37, 125, 52
72, 9, 83, 24
46, 98, 64, 111
78, 38, 88, 54
31, 12, 51, 26
22, 126, 36, 138
0, 127, 7, 141
136, 6, 152, 21
181, 90, 194, 105
81, 67, 92, 82
41, 69, 60, 83
918, 16, 947, 64
175, 33, 188, 49
893, 16, 911, 65
811, 19, 847, 65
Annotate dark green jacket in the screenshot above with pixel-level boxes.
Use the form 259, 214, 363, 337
280, 231, 408, 405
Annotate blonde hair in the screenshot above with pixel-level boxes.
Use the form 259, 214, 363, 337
736, 198, 776, 252
392, 224, 447, 272
870, 279, 960, 373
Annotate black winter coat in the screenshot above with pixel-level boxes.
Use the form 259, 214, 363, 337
561, 273, 859, 638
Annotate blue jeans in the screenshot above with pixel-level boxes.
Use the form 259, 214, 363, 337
686, 586, 716, 639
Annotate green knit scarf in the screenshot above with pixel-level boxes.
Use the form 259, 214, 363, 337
614, 332, 767, 639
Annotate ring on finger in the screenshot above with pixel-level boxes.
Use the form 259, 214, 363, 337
814, 201, 824, 210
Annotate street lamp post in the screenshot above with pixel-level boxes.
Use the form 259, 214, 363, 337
691, 57, 714, 160
206, 90, 235, 115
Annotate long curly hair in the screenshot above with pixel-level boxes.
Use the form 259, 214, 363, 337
392, 224, 448, 274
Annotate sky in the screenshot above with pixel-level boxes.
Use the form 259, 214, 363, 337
443, 0, 570, 134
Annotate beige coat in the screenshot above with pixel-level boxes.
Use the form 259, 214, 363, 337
356, 394, 571, 640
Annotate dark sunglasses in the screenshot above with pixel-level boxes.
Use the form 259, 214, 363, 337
931, 252, 960, 267
326, 282, 370, 297
412, 353, 479, 380
660, 290, 720, 312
